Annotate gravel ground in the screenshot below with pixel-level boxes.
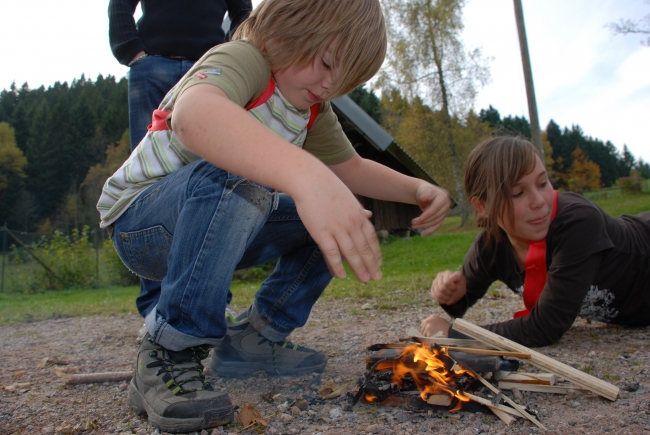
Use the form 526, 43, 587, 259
1, 285, 649, 435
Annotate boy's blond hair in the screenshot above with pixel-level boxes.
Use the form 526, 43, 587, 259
233, 0, 386, 98
464, 136, 541, 244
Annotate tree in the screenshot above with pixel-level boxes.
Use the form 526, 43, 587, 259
619, 145, 636, 176
563, 147, 602, 193
379, 0, 490, 226
0, 122, 28, 224
607, 1, 650, 46
348, 86, 382, 124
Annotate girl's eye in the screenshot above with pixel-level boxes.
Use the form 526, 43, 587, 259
322, 59, 331, 69
512, 191, 523, 198
539, 181, 548, 188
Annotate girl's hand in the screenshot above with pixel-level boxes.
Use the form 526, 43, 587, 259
411, 184, 451, 236
430, 270, 466, 305
420, 314, 451, 337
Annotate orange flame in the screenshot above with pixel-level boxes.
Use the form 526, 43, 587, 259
369, 344, 474, 409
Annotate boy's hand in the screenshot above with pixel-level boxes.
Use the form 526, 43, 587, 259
411, 184, 451, 236
430, 270, 466, 305
293, 181, 382, 283
420, 314, 451, 337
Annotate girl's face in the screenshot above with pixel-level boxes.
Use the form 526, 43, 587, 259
272, 43, 339, 110
498, 156, 555, 247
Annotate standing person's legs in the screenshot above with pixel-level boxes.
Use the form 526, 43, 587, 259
127, 56, 194, 150
128, 56, 197, 318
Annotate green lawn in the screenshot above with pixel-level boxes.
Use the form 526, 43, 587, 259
1, 191, 647, 326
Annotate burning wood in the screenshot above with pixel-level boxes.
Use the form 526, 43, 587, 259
356, 321, 620, 430
355, 342, 517, 413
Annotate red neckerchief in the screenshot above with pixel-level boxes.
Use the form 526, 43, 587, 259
513, 190, 558, 319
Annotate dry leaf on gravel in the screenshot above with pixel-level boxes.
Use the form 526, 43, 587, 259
236, 403, 267, 427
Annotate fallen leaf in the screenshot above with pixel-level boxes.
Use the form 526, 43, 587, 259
261, 385, 282, 403
236, 403, 267, 427
55, 423, 82, 435
54, 366, 79, 377
12, 371, 27, 378
318, 379, 350, 400
85, 418, 101, 431
3, 382, 32, 392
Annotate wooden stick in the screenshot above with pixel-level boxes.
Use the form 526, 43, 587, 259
452, 319, 620, 401
473, 371, 547, 431
463, 392, 521, 418
446, 346, 530, 359
426, 394, 452, 406
411, 336, 495, 350
498, 382, 590, 395
497, 372, 557, 385
487, 405, 516, 425
59, 371, 133, 385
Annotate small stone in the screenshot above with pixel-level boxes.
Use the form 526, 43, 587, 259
289, 406, 302, 415
210, 428, 224, 435
329, 407, 343, 419
571, 402, 581, 408
361, 303, 376, 310
279, 413, 293, 423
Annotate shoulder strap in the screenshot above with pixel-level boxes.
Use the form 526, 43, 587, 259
307, 103, 319, 130
244, 79, 276, 110
148, 79, 320, 132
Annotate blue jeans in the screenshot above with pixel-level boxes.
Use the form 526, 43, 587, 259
128, 55, 196, 150
128, 55, 196, 316
110, 160, 333, 351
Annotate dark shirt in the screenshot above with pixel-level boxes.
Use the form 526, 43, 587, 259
109, 0, 253, 65
444, 192, 650, 347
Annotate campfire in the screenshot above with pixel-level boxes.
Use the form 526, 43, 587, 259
354, 342, 520, 413
351, 319, 622, 430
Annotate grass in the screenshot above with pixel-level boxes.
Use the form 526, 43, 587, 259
589, 191, 650, 216
1, 191, 647, 326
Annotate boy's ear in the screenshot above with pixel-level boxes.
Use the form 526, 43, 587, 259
470, 196, 487, 218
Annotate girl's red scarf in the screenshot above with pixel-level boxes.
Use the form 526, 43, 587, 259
513, 190, 558, 319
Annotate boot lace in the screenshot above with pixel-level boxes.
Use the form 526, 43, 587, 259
257, 334, 302, 376
147, 337, 213, 395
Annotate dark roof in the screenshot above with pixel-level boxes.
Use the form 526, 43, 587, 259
331, 95, 439, 186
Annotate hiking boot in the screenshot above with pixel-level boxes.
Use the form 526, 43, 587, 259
128, 333, 233, 433
209, 321, 327, 377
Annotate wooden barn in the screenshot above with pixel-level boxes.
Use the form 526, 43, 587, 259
331, 95, 448, 233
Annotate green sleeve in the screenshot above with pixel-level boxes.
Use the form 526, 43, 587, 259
302, 102, 355, 165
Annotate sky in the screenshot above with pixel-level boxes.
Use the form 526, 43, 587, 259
1, 0, 648, 163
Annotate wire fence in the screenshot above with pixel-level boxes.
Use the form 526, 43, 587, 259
0, 224, 136, 294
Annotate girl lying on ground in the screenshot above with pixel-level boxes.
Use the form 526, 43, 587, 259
420, 135, 650, 347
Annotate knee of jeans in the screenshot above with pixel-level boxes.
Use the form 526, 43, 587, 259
115, 225, 172, 281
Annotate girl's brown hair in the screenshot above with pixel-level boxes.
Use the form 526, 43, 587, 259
464, 136, 542, 244
233, 0, 387, 98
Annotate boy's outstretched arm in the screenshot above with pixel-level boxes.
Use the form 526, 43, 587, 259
329, 154, 451, 235
172, 84, 382, 282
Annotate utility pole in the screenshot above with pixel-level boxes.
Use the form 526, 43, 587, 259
513, 0, 544, 158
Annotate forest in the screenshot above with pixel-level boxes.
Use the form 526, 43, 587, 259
0, 75, 649, 236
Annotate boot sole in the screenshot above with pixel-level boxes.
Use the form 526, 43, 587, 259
127, 379, 233, 432
210, 359, 327, 377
